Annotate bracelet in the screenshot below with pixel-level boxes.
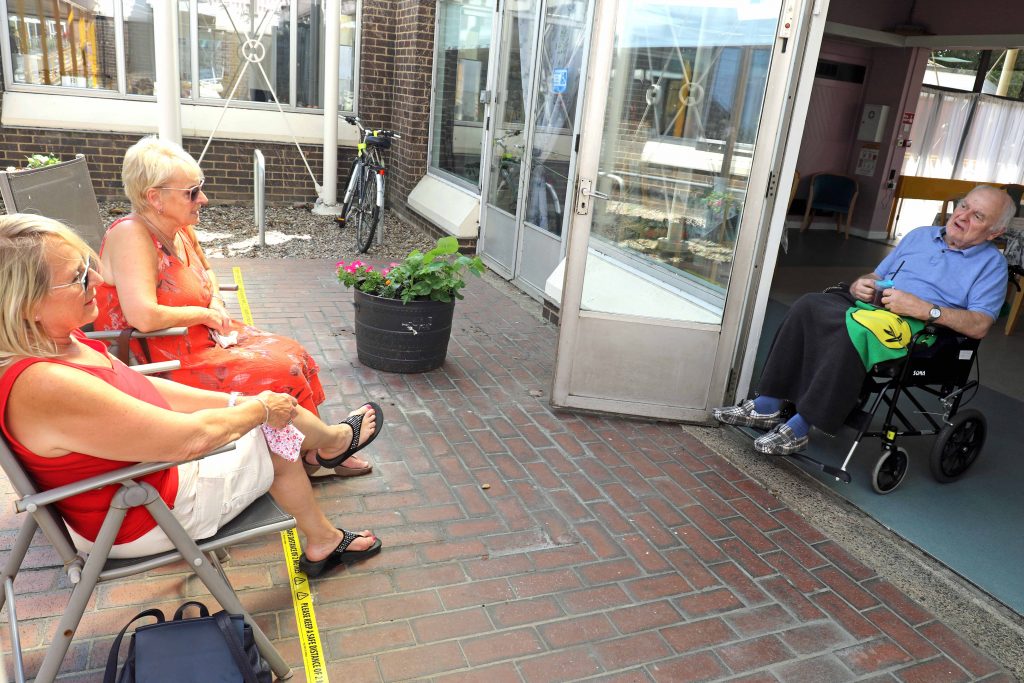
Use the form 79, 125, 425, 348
253, 396, 270, 425
227, 391, 241, 407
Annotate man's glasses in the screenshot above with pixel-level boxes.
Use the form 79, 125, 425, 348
158, 179, 205, 202
51, 255, 91, 293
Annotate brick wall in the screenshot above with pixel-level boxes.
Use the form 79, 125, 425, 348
0, 128, 347, 205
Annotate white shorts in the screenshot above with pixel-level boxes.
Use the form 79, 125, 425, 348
69, 429, 276, 559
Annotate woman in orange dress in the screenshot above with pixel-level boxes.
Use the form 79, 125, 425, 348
94, 136, 371, 478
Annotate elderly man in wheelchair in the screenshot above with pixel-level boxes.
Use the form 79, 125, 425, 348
714, 185, 1014, 493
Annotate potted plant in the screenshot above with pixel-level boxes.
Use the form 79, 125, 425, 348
337, 236, 485, 372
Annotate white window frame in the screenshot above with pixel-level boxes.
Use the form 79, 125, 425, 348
425, 0, 492, 195
0, 0, 360, 116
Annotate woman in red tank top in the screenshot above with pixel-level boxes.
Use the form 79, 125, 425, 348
0, 214, 380, 575
93, 136, 372, 479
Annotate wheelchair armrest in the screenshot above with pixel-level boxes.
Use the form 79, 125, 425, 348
15, 443, 237, 513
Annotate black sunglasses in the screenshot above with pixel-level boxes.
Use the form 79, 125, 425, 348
51, 255, 91, 293
158, 179, 205, 202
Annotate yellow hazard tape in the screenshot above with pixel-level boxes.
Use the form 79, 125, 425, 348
231, 267, 329, 683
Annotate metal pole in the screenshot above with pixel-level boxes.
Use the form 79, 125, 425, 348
153, 0, 182, 143
997, 49, 1019, 97
254, 149, 266, 247
313, 0, 342, 215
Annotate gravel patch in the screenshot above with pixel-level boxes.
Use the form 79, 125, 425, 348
98, 201, 435, 262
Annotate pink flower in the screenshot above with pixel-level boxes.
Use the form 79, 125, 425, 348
382, 268, 391, 276
389, 262, 399, 268
365, 266, 374, 272
345, 264, 358, 273
336, 260, 346, 268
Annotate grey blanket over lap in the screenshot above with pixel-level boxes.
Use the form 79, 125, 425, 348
758, 292, 865, 435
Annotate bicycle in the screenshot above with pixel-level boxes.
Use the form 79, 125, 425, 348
337, 115, 401, 253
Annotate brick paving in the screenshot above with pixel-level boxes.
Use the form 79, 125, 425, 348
0, 258, 1014, 682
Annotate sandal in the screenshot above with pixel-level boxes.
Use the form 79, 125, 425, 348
298, 529, 382, 577
315, 402, 384, 469
303, 459, 372, 479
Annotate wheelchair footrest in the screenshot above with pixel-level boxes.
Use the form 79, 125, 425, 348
788, 451, 852, 484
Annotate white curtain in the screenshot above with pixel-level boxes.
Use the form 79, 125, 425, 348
902, 87, 973, 178
957, 95, 1024, 182
904, 86, 1024, 183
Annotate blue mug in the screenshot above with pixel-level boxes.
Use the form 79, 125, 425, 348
873, 279, 894, 306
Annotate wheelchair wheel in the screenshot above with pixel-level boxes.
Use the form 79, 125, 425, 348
871, 446, 909, 494
929, 409, 985, 483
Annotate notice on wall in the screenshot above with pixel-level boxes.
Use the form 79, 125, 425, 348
552, 68, 568, 93
855, 146, 879, 177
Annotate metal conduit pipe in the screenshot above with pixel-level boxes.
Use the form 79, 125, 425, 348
254, 149, 266, 247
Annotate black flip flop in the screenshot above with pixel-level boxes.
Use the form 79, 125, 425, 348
298, 529, 382, 578
315, 401, 384, 469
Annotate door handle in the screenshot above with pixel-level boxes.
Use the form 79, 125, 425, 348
576, 178, 609, 216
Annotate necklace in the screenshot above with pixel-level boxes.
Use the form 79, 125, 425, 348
133, 211, 180, 258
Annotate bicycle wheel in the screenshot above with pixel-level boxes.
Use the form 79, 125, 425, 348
355, 166, 380, 254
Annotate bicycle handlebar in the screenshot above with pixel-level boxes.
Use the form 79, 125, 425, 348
342, 114, 401, 139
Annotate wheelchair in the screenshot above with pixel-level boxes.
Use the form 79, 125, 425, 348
789, 323, 986, 495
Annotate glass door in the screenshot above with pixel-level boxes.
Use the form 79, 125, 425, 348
479, 0, 590, 295
479, 0, 539, 277
553, 0, 805, 421
516, 0, 589, 295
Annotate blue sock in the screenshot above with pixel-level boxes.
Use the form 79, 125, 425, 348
785, 413, 810, 438
753, 395, 782, 414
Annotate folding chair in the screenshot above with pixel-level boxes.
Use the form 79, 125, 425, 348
0, 366, 296, 682
0, 156, 232, 365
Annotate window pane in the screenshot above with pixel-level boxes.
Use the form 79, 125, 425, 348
338, 1, 355, 110
923, 50, 985, 92
287, 1, 355, 110
177, 1, 190, 99
195, 0, 287, 103
430, 0, 493, 185
6, 0, 116, 89
585, 1, 781, 320
122, 0, 154, 95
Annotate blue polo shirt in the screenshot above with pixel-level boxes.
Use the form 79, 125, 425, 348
874, 225, 1008, 320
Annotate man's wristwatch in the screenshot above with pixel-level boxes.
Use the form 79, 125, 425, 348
928, 305, 942, 323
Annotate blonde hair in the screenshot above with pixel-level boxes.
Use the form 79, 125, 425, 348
0, 214, 94, 366
122, 135, 203, 212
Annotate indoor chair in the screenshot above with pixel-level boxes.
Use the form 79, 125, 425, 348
785, 307, 985, 495
0, 367, 296, 682
800, 173, 859, 239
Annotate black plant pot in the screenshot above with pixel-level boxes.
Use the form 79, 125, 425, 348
352, 289, 456, 373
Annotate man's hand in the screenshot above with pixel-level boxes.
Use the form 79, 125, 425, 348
879, 288, 930, 320
849, 276, 879, 303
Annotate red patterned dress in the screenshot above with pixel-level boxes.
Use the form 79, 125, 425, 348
94, 217, 325, 414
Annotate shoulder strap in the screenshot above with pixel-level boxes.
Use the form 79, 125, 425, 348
214, 611, 260, 683
102, 608, 166, 683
